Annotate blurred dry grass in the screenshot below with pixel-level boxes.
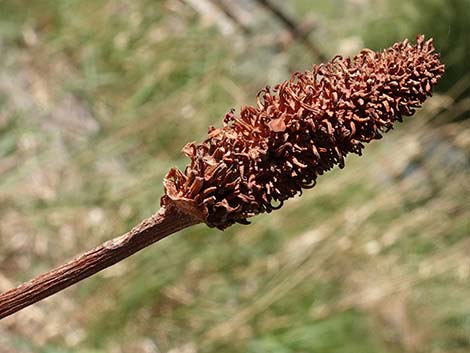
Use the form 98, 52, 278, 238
0, 1, 469, 352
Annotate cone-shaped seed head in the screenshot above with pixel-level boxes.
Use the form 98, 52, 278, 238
162, 35, 445, 230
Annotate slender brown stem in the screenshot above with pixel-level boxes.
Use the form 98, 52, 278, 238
0, 205, 200, 320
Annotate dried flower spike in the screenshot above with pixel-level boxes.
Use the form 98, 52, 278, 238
0, 35, 444, 319
162, 35, 445, 230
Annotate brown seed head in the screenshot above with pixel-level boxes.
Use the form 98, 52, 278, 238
161, 35, 445, 230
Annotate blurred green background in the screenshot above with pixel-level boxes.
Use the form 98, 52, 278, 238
0, 1, 468, 352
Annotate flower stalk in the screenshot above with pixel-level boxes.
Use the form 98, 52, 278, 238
0, 35, 444, 319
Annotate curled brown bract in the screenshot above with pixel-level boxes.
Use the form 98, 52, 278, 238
161, 35, 445, 230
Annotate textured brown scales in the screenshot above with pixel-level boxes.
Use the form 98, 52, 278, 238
162, 35, 445, 230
